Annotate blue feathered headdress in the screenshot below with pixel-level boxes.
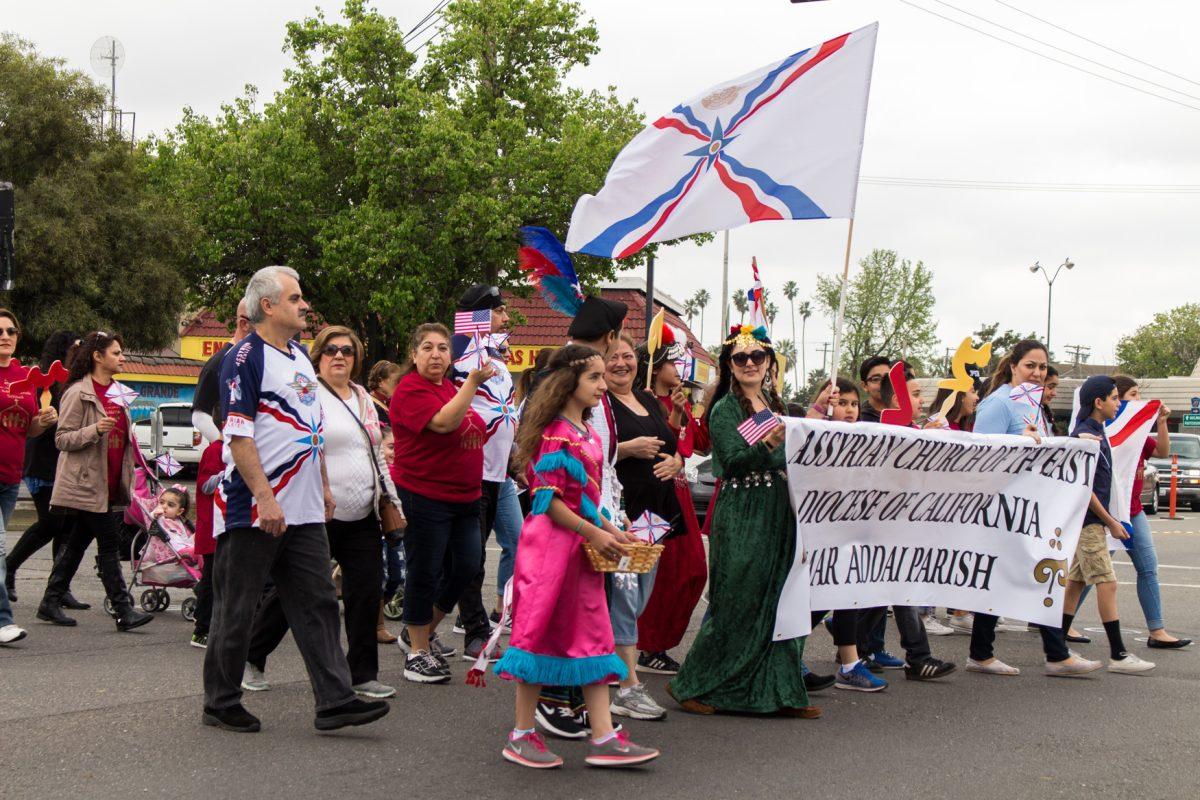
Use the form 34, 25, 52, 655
518, 226, 584, 317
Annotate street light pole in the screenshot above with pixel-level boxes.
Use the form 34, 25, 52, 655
1029, 258, 1074, 355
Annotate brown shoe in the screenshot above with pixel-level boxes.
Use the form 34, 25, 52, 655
779, 706, 822, 719
376, 603, 397, 644
666, 682, 716, 715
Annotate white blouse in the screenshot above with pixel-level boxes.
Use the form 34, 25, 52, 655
318, 383, 399, 522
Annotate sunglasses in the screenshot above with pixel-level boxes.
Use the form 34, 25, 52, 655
0, 327, 17, 337
321, 344, 355, 358
731, 350, 769, 367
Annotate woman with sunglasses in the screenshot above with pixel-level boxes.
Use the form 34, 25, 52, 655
36, 331, 152, 631
313, 326, 404, 698
668, 325, 818, 719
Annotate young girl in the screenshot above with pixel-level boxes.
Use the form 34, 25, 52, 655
493, 345, 660, 770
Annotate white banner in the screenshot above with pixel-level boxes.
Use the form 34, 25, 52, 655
779, 419, 1099, 628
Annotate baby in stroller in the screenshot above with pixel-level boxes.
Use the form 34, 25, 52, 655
124, 473, 203, 617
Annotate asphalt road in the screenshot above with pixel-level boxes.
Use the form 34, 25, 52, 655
2, 514, 1198, 800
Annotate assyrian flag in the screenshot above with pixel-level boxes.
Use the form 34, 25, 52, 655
106, 381, 139, 409
748, 257, 768, 329
630, 511, 672, 544
454, 309, 492, 336
566, 24, 878, 259
1072, 391, 1162, 547
738, 408, 781, 445
155, 451, 183, 477
455, 333, 489, 373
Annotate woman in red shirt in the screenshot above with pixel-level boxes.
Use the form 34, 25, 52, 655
389, 323, 493, 684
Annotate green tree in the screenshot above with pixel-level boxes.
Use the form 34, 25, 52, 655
1, 34, 191, 351
147, 0, 647, 359
799, 368, 829, 405
691, 288, 710, 344
815, 249, 938, 376
732, 289, 749, 324
970, 322, 1041, 371
1116, 304, 1200, 378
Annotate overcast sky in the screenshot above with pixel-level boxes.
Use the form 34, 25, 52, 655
7, 1, 1198, 372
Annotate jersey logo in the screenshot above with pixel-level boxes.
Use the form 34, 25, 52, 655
288, 372, 318, 406
227, 375, 242, 405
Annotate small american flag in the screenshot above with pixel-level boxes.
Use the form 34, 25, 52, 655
454, 309, 492, 336
737, 408, 781, 445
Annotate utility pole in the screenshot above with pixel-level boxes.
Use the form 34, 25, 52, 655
1064, 344, 1091, 371
816, 341, 833, 376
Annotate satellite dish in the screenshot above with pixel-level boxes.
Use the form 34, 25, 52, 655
89, 36, 125, 77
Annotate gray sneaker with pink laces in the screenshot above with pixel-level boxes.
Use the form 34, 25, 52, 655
502, 731, 563, 769
585, 730, 661, 767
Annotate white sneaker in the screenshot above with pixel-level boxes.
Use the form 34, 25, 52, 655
995, 617, 1028, 633
947, 613, 974, 634
1045, 655, 1103, 677
1108, 653, 1156, 674
241, 663, 270, 692
922, 614, 954, 636
966, 657, 1020, 676
0, 624, 27, 644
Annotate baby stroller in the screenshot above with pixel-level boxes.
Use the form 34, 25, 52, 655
107, 466, 203, 621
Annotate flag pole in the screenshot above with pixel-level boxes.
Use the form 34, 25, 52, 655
720, 230, 730, 339
827, 217, 855, 396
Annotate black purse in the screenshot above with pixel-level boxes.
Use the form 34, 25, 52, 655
321, 380, 406, 545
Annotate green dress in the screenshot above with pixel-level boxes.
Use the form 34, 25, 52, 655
669, 394, 808, 713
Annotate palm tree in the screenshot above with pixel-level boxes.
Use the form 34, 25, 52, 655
798, 300, 812, 388
692, 289, 711, 344
765, 301, 779, 327
683, 298, 698, 328
783, 280, 800, 389
732, 289, 749, 324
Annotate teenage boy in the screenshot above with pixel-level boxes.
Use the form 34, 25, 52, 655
1062, 376, 1155, 675
857, 356, 892, 423
855, 364, 956, 682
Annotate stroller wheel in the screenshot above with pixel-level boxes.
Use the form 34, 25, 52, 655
383, 591, 404, 620
103, 596, 115, 617
140, 589, 159, 613
181, 597, 197, 622
157, 589, 171, 612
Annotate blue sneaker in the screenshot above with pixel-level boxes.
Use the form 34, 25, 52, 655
866, 650, 904, 670
835, 662, 888, 692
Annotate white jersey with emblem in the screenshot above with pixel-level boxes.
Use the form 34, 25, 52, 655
214, 332, 326, 534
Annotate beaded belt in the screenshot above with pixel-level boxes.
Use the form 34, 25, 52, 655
725, 469, 787, 490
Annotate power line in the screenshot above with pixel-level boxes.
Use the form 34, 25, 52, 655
992, 0, 1200, 90
924, 0, 1200, 103
859, 176, 1200, 194
405, 0, 450, 38
405, 10, 446, 47
410, 25, 447, 54
897, 0, 1200, 113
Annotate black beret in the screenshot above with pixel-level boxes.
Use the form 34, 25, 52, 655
568, 296, 627, 340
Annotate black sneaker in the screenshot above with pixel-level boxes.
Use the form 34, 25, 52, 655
637, 650, 681, 675
534, 702, 589, 740
804, 671, 837, 693
489, 609, 511, 632
904, 657, 957, 681
404, 651, 451, 684
315, 697, 390, 731
398, 628, 457, 659
202, 704, 261, 733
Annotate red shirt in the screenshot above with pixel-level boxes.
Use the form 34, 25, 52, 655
93, 379, 129, 502
1130, 437, 1157, 517
194, 440, 224, 557
0, 360, 35, 485
655, 394, 710, 458
389, 371, 484, 503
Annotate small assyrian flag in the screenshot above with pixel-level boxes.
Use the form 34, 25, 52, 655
630, 511, 672, 544
486, 331, 510, 353
1010, 381, 1046, 434
748, 257, 768, 330
455, 333, 489, 373
737, 408, 781, 445
106, 381, 139, 409
155, 451, 183, 477
454, 309, 492, 336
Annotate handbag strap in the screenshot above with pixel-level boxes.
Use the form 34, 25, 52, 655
318, 378, 389, 492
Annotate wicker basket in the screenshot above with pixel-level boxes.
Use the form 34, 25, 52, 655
583, 541, 665, 574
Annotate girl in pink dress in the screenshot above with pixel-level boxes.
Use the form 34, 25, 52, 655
494, 344, 659, 770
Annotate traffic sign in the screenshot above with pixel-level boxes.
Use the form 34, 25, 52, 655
1183, 413, 1200, 426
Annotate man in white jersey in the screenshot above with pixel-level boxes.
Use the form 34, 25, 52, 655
202, 266, 389, 734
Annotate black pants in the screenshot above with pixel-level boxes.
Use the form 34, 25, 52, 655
398, 489, 482, 627
856, 605, 932, 664
246, 584, 289, 672
41, 508, 131, 608
193, 553, 215, 636
7, 486, 74, 578
970, 612, 1068, 662
812, 609, 859, 648
455, 480, 501, 642
203, 523, 354, 712
326, 514, 384, 685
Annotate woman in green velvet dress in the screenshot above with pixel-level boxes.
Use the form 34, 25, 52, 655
667, 325, 818, 718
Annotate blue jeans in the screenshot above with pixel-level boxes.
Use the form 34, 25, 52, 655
493, 479, 522, 602
1076, 511, 1163, 630
0, 482, 18, 627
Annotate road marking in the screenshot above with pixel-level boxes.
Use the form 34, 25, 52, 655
1113, 560, 1200, 571
1119, 581, 1200, 589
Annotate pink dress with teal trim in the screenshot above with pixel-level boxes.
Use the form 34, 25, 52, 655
494, 417, 627, 686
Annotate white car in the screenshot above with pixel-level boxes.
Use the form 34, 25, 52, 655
134, 402, 203, 469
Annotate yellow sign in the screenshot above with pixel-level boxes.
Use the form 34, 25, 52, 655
180, 335, 314, 362
504, 345, 551, 373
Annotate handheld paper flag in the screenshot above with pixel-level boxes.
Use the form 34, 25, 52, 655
630, 511, 672, 544
155, 451, 183, 477
455, 333, 489, 373
737, 408, 781, 445
454, 309, 492, 336
106, 381, 139, 409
